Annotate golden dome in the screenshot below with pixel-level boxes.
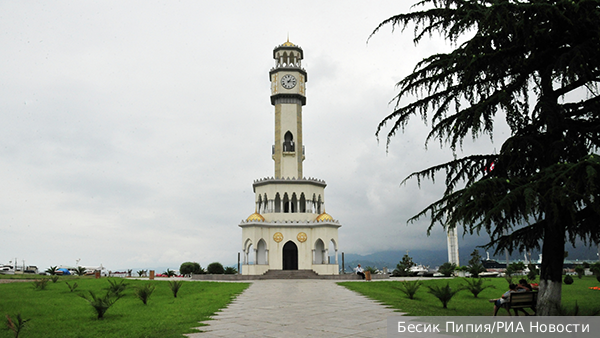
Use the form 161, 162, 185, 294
282, 37, 295, 47
316, 212, 334, 222
246, 212, 265, 222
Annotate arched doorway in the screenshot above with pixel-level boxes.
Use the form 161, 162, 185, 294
282, 241, 298, 270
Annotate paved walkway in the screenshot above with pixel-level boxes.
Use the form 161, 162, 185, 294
186, 279, 401, 337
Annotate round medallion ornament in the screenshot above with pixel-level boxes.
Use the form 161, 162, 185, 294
273, 232, 283, 243
297, 232, 307, 243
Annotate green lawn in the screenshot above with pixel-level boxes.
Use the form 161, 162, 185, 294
0, 277, 249, 338
339, 276, 600, 316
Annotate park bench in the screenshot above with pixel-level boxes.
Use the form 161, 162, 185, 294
504, 291, 537, 315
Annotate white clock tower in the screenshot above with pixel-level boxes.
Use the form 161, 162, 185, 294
239, 40, 341, 276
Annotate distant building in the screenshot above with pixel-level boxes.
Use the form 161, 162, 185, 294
447, 228, 459, 266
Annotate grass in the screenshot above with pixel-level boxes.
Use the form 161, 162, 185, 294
0, 277, 249, 338
339, 276, 600, 316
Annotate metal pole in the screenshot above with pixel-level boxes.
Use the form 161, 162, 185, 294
342, 252, 345, 274
237, 252, 240, 275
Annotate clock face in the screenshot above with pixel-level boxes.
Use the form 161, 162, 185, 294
281, 74, 297, 89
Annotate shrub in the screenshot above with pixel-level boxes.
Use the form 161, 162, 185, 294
438, 262, 456, 277
45, 266, 57, 275
65, 281, 78, 292
467, 250, 486, 278
463, 278, 494, 298
590, 262, 600, 276
527, 264, 538, 281
32, 279, 49, 290
5, 313, 30, 338
134, 283, 156, 305
574, 266, 585, 279
79, 291, 122, 319
75, 266, 87, 276
365, 266, 378, 274
50, 276, 59, 283
564, 275, 574, 285
106, 279, 127, 296
164, 268, 176, 277
207, 262, 225, 274
180, 262, 205, 275
427, 283, 463, 308
394, 280, 422, 299
506, 262, 526, 276
180, 262, 197, 275
169, 280, 184, 298
137, 270, 147, 277
224, 266, 237, 274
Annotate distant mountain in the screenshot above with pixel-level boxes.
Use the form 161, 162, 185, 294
342, 242, 599, 273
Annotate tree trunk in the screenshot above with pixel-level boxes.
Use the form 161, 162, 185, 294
536, 217, 566, 316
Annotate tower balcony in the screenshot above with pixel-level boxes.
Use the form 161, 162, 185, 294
273, 145, 305, 155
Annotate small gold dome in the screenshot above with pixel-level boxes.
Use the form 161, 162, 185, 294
246, 212, 265, 222
316, 212, 334, 222
282, 40, 295, 47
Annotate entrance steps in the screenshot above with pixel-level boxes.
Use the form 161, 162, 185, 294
259, 269, 321, 279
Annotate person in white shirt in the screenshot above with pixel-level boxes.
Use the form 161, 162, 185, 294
355, 264, 365, 279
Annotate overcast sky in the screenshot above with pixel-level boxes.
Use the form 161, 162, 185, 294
1, 1, 517, 271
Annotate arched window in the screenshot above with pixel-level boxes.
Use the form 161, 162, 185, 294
283, 193, 290, 213
283, 131, 295, 152
257, 239, 268, 265
263, 193, 268, 213
275, 193, 281, 213
299, 193, 306, 213
317, 195, 323, 214
314, 239, 325, 264
291, 193, 298, 213
257, 195, 263, 214
328, 239, 337, 264
244, 239, 254, 265
281, 52, 289, 67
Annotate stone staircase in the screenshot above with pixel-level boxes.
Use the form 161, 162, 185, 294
258, 269, 366, 280
259, 269, 321, 279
